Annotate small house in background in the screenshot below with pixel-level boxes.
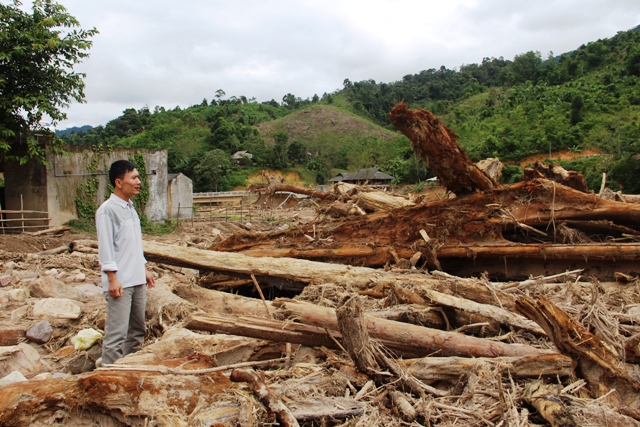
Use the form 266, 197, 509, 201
232, 150, 253, 165
167, 173, 193, 220
328, 168, 394, 186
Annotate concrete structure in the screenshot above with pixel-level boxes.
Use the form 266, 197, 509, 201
328, 168, 394, 185
4, 145, 168, 229
167, 173, 193, 220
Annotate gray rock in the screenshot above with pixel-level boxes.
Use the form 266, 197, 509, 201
86, 344, 102, 361
26, 321, 53, 344
0, 370, 27, 386
19, 271, 39, 283
68, 354, 95, 374
52, 372, 71, 379
30, 276, 83, 301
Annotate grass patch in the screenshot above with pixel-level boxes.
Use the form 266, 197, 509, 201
142, 219, 179, 236
64, 219, 96, 234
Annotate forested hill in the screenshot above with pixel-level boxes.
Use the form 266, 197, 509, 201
61, 26, 640, 192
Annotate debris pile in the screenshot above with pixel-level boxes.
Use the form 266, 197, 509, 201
1, 102, 640, 426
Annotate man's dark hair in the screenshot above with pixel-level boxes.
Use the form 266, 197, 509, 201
109, 160, 137, 187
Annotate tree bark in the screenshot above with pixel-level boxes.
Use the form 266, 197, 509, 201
0, 364, 231, 426
274, 299, 554, 358
389, 102, 498, 195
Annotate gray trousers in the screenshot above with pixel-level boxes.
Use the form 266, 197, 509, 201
102, 284, 147, 365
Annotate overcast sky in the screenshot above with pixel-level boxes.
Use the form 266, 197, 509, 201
48, 0, 640, 129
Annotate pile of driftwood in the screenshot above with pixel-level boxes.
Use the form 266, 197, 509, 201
3, 239, 640, 426
216, 102, 640, 281
2, 103, 640, 426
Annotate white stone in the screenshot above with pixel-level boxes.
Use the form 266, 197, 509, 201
4, 261, 16, 271
55, 271, 67, 279
627, 305, 640, 318
44, 268, 58, 276
32, 298, 82, 319
11, 306, 28, 323
33, 372, 52, 380
0, 370, 27, 386
75, 273, 86, 282
7, 288, 27, 302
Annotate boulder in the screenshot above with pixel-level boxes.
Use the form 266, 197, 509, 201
32, 298, 82, 320
0, 343, 44, 377
30, 276, 83, 301
26, 321, 53, 344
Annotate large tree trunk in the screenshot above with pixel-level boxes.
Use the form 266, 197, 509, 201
0, 362, 231, 425
389, 102, 498, 195
213, 179, 640, 271
273, 299, 554, 358
144, 242, 517, 309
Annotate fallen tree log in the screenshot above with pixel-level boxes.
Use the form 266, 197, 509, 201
336, 295, 436, 397
400, 354, 573, 383
273, 299, 555, 358
213, 179, 640, 270
0, 361, 231, 425
144, 242, 518, 310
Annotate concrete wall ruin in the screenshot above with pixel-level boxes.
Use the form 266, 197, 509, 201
167, 173, 193, 220
4, 145, 168, 229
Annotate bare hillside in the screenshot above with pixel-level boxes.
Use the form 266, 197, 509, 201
256, 104, 398, 144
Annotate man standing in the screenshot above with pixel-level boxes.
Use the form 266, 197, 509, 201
96, 160, 155, 365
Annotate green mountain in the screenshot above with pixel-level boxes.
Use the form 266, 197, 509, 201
61, 26, 640, 192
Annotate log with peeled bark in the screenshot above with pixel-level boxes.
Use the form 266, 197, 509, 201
273, 298, 555, 358
213, 179, 640, 269
353, 190, 415, 212
389, 102, 498, 195
144, 242, 518, 310
400, 354, 573, 383
260, 172, 332, 200
0, 360, 231, 426
516, 295, 640, 417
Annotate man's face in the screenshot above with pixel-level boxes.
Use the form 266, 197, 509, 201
116, 168, 141, 199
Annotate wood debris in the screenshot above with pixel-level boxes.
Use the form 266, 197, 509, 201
1, 103, 640, 426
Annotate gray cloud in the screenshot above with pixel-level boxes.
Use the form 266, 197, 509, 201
53, 0, 640, 128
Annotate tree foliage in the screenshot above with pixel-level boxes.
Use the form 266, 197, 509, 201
0, 0, 97, 163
